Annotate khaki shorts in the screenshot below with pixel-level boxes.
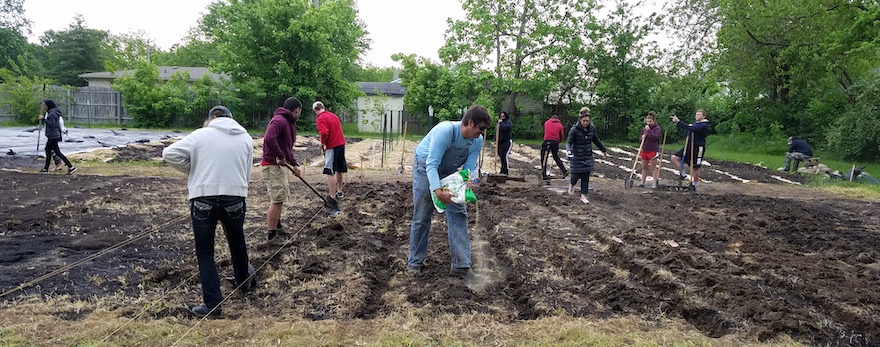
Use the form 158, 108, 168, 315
260, 165, 289, 203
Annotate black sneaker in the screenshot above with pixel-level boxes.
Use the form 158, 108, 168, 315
190, 305, 222, 319
67, 166, 77, 175
267, 229, 278, 240
336, 191, 344, 199
39, 168, 49, 173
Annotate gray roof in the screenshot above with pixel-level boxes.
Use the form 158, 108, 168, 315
79, 66, 227, 81
357, 82, 406, 96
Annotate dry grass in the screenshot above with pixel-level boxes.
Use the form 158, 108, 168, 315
813, 185, 880, 202
0, 302, 810, 347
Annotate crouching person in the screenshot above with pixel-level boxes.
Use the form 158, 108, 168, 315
779, 136, 813, 172
162, 105, 256, 319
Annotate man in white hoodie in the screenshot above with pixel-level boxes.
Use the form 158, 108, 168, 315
162, 105, 255, 319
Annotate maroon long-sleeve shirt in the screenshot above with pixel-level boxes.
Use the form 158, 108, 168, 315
261, 107, 298, 166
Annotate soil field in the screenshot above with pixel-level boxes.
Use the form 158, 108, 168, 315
1, 137, 879, 346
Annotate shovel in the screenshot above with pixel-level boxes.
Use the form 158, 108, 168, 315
624, 134, 647, 189
284, 163, 340, 215
397, 121, 408, 174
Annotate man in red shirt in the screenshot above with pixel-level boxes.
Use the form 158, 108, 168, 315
314, 101, 347, 202
541, 114, 569, 181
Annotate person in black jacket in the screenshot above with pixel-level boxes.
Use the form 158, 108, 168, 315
566, 111, 607, 204
496, 111, 513, 175
671, 109, 709, 190
38, 99, 76, 174
779, 136, 813, 172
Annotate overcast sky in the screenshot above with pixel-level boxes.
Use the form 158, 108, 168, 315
22, 0, 465, 68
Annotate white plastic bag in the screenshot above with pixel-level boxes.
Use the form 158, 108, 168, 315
430, 169, 477, 213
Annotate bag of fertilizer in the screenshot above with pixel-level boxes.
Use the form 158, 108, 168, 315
431, 169, 477, 213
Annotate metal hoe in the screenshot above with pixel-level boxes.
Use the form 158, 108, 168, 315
284, 163, 341, 215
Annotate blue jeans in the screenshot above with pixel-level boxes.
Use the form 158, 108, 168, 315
408, 161, 471, 270
191, 196, 250, 310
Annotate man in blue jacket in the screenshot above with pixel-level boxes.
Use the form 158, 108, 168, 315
407, 106, 491, 279
779, 136, 813, 172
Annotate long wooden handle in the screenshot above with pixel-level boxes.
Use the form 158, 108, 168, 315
284, 163, 324, 201
657, 130, 668, 172
400, 121, 408, 165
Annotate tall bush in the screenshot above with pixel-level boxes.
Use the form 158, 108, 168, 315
826, 78, 880, 161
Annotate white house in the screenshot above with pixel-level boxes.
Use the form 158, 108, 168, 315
355, 80, 406, 133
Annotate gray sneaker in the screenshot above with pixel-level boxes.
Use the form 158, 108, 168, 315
406, 266, 422, 276
635, 182, 645, 188
651, 181, 658, 189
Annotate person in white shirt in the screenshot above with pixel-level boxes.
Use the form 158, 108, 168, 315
162, 105, 256, 319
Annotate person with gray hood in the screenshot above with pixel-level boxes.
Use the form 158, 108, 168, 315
162, 105, 256, 319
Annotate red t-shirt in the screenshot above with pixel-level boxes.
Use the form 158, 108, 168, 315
315, 110, 346, 149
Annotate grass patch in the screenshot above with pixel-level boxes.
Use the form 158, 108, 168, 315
0, 306, 808, 347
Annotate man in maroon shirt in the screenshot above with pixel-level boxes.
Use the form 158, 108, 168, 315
313, 101, 347, 202
541, 114, 569, 181
261, 97, 302, 240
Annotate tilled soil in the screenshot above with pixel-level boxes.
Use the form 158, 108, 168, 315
1, 140, 878, 346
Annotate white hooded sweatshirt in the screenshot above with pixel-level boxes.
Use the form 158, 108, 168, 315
162, 117, 254, 200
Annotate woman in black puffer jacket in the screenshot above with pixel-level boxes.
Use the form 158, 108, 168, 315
565, 109, 607, 204
39, 99, 76, 174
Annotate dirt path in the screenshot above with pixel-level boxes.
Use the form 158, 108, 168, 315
1, 138, 878, 346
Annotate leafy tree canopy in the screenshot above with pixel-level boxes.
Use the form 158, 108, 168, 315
40, 15, 110, 87
199, 0, 369, 108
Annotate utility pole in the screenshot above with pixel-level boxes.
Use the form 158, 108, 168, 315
313, 0, 319, 6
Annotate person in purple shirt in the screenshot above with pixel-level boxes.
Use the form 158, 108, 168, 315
637, 112, 662, 188
406, 106, 491, 279
260, 97, 302, 241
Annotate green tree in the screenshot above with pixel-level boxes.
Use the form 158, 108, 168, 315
199, 0, 369, 107
590, 1, 661, 140
826, 77, 880, 161
105, 30, 162, 70
350, 64, 395, 82
392, 53, 495, 122
0, 0, 29, 31
154, 41, 214, 67
667, 0, 880, 146
440, 0, 599, 113
112, 61, 173, 128
153, 28, 216, 67
0, 27, 27, 71
0, 59, 52, 122
190, 75, 243, 127
40, 15, 110, 86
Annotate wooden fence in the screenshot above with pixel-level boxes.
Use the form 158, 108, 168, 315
0, 86, 128, 125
